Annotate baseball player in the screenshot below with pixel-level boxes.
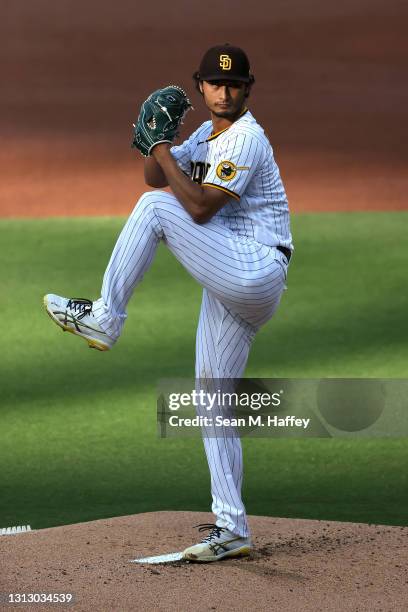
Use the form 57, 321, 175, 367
44, 44, 293, 562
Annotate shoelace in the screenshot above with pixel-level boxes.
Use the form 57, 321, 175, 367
194, 523, 228, 543
66, 298, 93, 320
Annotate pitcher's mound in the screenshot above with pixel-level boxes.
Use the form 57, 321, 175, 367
1, 511, 407, 611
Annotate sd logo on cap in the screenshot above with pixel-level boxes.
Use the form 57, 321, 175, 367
219, 54, 232, 71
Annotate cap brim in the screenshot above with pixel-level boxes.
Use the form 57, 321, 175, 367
201, 75, 251, 83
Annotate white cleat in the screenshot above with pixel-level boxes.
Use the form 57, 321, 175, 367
43, 294, 114, 351
182, 523, 251, 562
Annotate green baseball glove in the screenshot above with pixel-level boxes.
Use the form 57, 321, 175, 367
131, 85, 192, 157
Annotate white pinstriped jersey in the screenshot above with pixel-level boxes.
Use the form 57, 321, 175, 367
171, 109, 293, 250
91, 112, 293, 538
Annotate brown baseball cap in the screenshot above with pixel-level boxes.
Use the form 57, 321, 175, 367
193, 44, 254, 83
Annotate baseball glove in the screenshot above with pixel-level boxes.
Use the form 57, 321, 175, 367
131, 85, 192, 157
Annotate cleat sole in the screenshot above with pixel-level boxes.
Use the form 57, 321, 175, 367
183, 545, 251, 563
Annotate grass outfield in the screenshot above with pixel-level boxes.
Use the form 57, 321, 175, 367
1, 212, 407, 529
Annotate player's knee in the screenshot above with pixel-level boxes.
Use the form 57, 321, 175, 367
137, 191, 160, 208
130, 192, 161, 222
137, 190, 175, 211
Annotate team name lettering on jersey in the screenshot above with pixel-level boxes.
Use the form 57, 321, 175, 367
191, 161, 211, 184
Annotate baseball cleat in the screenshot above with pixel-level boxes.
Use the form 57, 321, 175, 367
43, 294, 114, 351
182, 523, 251, 562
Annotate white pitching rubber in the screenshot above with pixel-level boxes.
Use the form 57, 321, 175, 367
130, 551, 184, 564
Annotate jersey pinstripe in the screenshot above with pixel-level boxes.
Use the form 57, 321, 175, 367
171, 110, 293, 250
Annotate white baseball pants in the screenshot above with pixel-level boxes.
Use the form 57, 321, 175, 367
93, 191, 288, 537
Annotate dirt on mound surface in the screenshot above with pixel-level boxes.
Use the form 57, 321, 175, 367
1, 511, 407, 611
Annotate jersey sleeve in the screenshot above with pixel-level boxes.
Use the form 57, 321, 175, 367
202, 132, 265, 200
170, 138, 191, 175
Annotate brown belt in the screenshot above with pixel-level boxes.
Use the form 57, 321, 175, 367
277, 245, 292, 262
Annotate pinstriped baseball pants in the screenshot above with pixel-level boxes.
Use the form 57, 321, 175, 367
93, 191, 288, 538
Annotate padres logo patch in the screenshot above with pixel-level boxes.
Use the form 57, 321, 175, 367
216, 160, 249, 181
219, 54, 232, 70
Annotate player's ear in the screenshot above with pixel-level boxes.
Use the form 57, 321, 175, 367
244, 74, 255, 98
192, 71, 204, 96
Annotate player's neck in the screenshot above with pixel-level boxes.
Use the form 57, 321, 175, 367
210, 106, 247, 136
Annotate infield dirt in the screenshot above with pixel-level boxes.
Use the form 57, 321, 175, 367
1, 0, 407, 217
1, 511, 407, 611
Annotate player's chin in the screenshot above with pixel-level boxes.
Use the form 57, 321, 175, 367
213, 108, 237, 119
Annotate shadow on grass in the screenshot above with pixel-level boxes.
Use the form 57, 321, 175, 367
2, 284, 407, 410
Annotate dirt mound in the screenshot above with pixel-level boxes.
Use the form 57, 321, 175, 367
1, 511, 407, 611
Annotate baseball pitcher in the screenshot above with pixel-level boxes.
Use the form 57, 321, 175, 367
44, 44, 294, 562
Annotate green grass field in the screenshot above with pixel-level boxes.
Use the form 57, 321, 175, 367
1, 212, 407, 529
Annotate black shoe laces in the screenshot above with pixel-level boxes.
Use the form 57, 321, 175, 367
66, 298, 93, 320
194, 523, 228, 543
